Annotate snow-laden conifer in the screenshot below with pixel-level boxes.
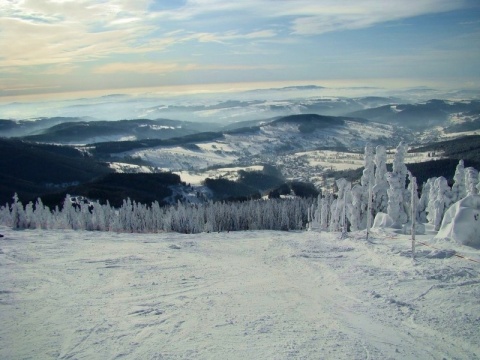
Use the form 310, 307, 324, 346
452, 160, 466, 202
465, 167, 479, 196
320, 193, 332, 231
426, 177, 452, 231
330, 178, 351, 232
359, 144, 375, 229
11, 194, 27, 230
373, 145, 388, 214
386, 142, 408, 227
347, 184, 362, 231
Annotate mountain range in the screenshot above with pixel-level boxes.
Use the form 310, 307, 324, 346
1, 95, 480, 208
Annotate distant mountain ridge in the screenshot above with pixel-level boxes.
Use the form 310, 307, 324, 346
87, 113, 398, 156
348, 99, 480, 130
20, 119, 218, 144
0, 118, 219, 144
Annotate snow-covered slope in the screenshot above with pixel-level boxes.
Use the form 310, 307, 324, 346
120, 115, 406, 172
1, 227, 478, 359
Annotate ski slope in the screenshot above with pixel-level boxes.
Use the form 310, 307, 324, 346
1, 227, 479, 359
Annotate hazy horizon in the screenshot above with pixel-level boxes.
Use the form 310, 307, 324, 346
1, 80, 479, 123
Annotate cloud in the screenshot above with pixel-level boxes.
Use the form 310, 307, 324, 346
1, 0, 469, 71
151, 0, 470, 34
0, 0, 157, 68
286, 1, 468, 35
93, 62, 181, 74
1, 0, 477, 96
93, 62, 283, 74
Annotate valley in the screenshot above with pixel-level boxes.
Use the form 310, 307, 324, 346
1, 88, 480, 207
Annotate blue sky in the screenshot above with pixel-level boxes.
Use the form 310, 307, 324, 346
1, 0, 480, 99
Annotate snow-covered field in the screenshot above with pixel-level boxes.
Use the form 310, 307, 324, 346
1, 226, 479, 359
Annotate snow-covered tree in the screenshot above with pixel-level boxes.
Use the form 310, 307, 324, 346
33, 198, 50, 229
451, 160, 466, 202
418, 178, 434, 223
358, 144, 375, 229
426, 177, 452, 231
386, 142, 408, 227
407, 171, 419, 224
465, 167, 479, 196
330, 178, 351, 232
11, 193, 27, 229
373, 145, 388, 214
347, 184, 362, 231
477, 172, 480, 194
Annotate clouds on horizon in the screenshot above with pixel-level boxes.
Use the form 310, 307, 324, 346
1, 0, 479, 97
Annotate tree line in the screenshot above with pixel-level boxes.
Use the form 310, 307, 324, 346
1, 141, 479, 235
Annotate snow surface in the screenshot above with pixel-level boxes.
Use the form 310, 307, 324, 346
121, 119, 401, 172
1, 226, 479, 359
175, 166, 264, 186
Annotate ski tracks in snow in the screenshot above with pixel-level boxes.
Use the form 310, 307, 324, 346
0, 227, 479, 359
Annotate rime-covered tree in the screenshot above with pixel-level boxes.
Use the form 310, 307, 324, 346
330, 178, 351, 232
11, 193, 27, 230
386, 142, 408, 226
33, 198, 50, 229
407, 171, 419, 224
358, 144, 375, 229
451, 160, 466, 202
418, 178, 434, 223
373, 145, 388, 214
426, 177, 452, 231
477, 172, 480, 194
347, 184, 362, 231
465, 167, 479, 196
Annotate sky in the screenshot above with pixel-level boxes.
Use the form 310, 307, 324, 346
1, 0, 480, 100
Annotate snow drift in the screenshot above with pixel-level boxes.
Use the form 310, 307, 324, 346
435, 195, 480, 248
372, 212, 395, 229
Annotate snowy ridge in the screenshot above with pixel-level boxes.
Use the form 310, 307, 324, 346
121, 117, 404, 172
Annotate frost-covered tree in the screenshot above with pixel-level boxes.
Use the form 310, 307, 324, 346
386, 172, 403, 227
406, 171, 419, 224
451, 160, 466, 202
358, 144, 375, 229
426, 177, 438, 225
320, 193, 332, 231
347, 184, 362, 231
426, 177, 452, 231
0, 204, 12, 227
11, 193, 27, 229
386, 142, 408, 226
0, 193, 312, 234
465, 167, 479, 196
330, 178, 351, 232
418, 178, 434, 223
308, 195, 321, 230
373, 145, 388, 214
477, 172, 480, 194
33, 198, 50, 229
